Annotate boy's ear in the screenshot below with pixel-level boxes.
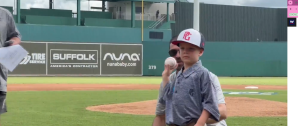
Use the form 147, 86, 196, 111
199, 49, 204, 57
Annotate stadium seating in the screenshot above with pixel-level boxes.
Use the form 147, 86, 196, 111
22, 8, 72, 17
83, 18, 155, 28
1, 6, 170, 29
24, 15, 77, 26
81, 11, 112, 19
158, 21, 174, 29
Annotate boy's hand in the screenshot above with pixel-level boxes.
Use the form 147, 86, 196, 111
161, 64, 177, 87
162, 64, 177, 77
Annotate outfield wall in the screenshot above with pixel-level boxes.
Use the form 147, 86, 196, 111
10, 41, 287, 77
17, 24, 172, 43
10, 42, 143, 76
202, 42, 287, 77
144, 41, 287, 77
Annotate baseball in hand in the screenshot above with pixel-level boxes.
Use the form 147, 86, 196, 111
164, 57, 177, 68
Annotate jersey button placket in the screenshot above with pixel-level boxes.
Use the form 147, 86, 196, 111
175, 81, 179, 94
177, 75, 181, 84
176, 76, 181, 93
176, 76, 183, 94
175, 80, 178, 93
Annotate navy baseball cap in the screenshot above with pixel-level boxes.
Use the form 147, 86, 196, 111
171, 28, 206, 49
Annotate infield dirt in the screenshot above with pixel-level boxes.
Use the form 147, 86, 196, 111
86, 97, 287, 117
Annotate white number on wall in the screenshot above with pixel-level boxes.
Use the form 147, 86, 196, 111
149, 65, 156, 69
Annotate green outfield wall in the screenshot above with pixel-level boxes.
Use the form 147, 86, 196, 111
201, 42, 287, 77
13, 24, 287, 77
142, 42, 287, 77
17, 24, 172, 43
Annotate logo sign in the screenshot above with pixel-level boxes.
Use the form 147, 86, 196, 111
103, 53, 140, 61
101, 44, 142, 75
47, 43, 101, 75
9, 42, 47, 75
183, 31, 192, 41
288, 18, 297, 27
50, 49, 98, 64
20, 53, 46, 65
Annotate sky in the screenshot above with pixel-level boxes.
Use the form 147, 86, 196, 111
0, 0, 286, 13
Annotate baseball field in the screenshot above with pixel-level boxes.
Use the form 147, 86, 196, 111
2, 76, 287, 126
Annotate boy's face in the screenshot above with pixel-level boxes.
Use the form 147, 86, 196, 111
179, 42, 204, 64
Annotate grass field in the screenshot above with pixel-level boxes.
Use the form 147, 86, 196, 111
7, 77, 287, 85
2, 77, 287, 126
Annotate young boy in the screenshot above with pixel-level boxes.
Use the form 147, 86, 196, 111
159, 29, 220, 126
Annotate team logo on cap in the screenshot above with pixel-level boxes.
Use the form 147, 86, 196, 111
183, 31, 192, 41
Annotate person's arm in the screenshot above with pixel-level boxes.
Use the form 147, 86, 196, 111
152, 82, 166, 126
154, 66, 177, 126
159, 64, 176, 105
162, 64, 177, 88
206, 104, 227, 124
195, 72, 220, 126
152, 114, 166, 126
206, 74, 227, 124
8, 37, 21, 45
5, 9, 21, 47
196, 109, 211, 126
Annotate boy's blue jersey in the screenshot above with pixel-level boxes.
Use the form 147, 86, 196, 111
159, 60, 220, 126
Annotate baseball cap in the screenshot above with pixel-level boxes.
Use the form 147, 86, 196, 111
171, 28, 206, 49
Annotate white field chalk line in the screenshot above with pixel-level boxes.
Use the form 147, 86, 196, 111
245, 86, 259, 89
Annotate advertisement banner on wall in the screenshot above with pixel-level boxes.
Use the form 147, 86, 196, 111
101, 44, 142, 75
47, 43, 101, 75
9, 42, 143, 76
9, 42, 47, 75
